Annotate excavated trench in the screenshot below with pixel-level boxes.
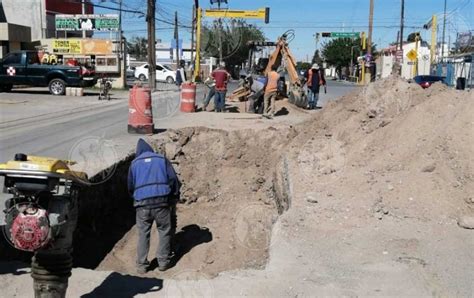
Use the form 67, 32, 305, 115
74, 127, 295, 276
0, 127, 295, 276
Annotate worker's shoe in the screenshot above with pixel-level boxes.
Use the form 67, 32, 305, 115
158, 262, 171, 272
136, 266, 148, 275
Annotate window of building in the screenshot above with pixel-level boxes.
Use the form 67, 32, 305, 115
106, 58, 117, 66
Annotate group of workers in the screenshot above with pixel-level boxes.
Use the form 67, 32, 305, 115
128, 64, 327, 275
201, 62, 326, 117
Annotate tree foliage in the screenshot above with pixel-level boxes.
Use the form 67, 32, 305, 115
296, 61, 311, 71
407, 32, 422, 42
127, 36, 148, 60
201, 20, 265, 70
321, 37, 377, 71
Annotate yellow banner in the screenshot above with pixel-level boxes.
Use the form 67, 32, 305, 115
204, 8, 266, 19
51, 39, 113, 55
52, 39, 82, 54
82, 39, 113, 55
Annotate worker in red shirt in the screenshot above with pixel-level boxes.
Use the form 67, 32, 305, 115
263, 64, 280, 119
211, 62, 230, 112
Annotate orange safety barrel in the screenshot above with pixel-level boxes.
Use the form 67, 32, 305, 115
128, 85, 154, 134
180, 83, 196, 113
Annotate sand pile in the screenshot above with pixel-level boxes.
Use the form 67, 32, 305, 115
292, 76, 473, 222
98, 77, 472, 278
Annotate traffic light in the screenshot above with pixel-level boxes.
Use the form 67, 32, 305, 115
321, 32, 331, 37
265, 7, 270, 24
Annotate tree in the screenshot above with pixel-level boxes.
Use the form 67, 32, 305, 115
296, 61, 311, 71
311, 49, 323, 65
407, 32, 422, 43
201, 20, 265, 73
321, 37, 377, 77
127, 36, 148, 60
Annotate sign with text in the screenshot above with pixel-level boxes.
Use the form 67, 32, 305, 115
51, 39, 113, 55
204, 7, 270, 23
52, 39, 82, 54
331, 32, 360, 38
55, 14, 119, 31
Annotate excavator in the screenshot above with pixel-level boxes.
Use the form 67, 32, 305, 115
230, 30, 308, 109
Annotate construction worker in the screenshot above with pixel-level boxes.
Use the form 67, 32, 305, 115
305, 64, 326, 109
211, 62, 230, 113
201, 76, 216, 112
263, 64, 280, 119
128, 139, 181, 274
175, 60, 186, 87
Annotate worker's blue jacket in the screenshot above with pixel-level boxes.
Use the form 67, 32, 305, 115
128, 139, 180, 208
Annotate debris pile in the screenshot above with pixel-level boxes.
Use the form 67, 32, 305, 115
97, 77, 472, 278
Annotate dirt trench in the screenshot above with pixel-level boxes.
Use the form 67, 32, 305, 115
72, 126, 296, 277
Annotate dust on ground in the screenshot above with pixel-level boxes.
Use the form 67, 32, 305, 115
97, 76, 472, 295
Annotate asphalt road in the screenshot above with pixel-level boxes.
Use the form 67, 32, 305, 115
0, 80, 356, 223
0, 80, 355, 161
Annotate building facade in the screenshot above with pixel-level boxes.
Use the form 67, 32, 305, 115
0, 0, 92, 58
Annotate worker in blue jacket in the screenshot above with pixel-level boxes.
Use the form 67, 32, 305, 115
128, 138, 180, 274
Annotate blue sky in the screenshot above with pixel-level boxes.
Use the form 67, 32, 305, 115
95, 0, 473, 60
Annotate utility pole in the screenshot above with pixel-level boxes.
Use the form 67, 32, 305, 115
147, 0, 156, 89
366, 0, 374, 83
81, 0, 86, 38
193, 6, 202, 82
217, 0, 223, 64
174, 11, 180, 69
119, 0, 126, 88
399, 0, 404, 50
441, 0, 447, 59
190, 4, 195, 63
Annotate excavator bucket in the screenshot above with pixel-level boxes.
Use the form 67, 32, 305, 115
288, 85, 308, 108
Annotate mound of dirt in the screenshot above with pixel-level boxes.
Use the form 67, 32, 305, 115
98, 77, 472, 280
291, 76, 473, 222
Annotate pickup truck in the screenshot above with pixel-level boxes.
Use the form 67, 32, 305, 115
0, 51, 97, 95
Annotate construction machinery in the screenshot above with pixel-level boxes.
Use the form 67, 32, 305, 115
230, 30, 308, 108
0, 154, 87, 298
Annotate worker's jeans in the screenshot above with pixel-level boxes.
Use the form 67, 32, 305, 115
308, 90, 320, 109
214, 91, 226, 112
203, 87, 216, 108
136, 206, 172, 268
264, 91, 277, 116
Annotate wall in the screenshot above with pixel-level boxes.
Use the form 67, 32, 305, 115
401, 42, 431, 79
379, 55, 394, 79
1, 0, 44, 41
1, 0, 92, 41
156, 42, 192, 64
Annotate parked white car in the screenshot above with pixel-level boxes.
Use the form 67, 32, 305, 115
134, 63, 176, 84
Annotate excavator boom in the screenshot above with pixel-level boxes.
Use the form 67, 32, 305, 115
264, 34, 308, 108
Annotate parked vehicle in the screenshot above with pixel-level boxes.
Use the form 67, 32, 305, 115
413, 75, 446, 89
134, 63, 176, 84
126, 66, 135, 78
0, 51, 97, 95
